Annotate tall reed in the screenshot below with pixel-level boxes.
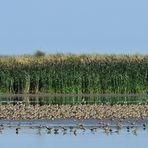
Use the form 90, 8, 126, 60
0, 54, 148, 94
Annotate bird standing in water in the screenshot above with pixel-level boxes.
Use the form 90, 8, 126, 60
0, 124, 4, 133
16, 127, 21, 134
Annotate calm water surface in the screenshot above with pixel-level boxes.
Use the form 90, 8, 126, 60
0, 95, 148, 148
1, 95, 148, 105
0, 126, 147, 148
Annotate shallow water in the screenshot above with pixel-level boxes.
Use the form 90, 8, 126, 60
0, 118, 148, 127
0, 126, 147, 148
0, 95, 148, 148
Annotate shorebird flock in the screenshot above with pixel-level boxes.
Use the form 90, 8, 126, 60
0, 119, 147, 136
0, 104, 148, 120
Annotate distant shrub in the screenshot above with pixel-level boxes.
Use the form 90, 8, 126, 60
34, 50, 46, 57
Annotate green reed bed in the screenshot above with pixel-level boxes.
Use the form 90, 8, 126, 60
1, 54, 148, 94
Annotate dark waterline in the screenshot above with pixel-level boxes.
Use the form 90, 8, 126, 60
0, 95, 148, 105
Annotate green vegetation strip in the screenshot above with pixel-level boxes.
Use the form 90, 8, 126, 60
1, 54, 148, 94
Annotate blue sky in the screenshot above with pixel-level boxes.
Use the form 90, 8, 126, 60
0, 0, 148, 55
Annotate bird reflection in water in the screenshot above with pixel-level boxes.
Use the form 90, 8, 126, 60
36, 125, 42, 136
0, 124, 4, 134
53, 128, 59, 134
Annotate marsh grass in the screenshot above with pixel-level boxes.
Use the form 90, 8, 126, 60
0, 54, 148, 94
